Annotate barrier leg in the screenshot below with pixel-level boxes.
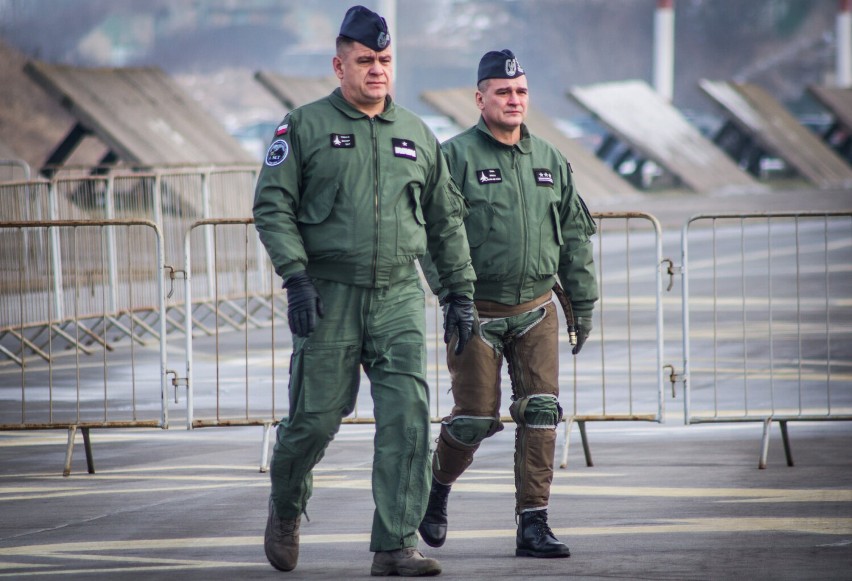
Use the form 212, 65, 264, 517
559, 418, 574, 468
559, 417, 573, 469
578, 420, 594, 467
780, 420, 794, 467
81, 427, 95, 474
63, 426, 77, 477
260, 421, 274, 473
759, 418, 772, 469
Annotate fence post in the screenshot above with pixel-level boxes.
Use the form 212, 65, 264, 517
105, 175, 118, 312
154, 221, 169, 429
184, 227, 194, 430
201, 169, 216, 298
47, 181, 64, 320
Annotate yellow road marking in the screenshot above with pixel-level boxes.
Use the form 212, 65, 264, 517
312, 479, 852, 504
0, 482, 267, 502
2, 475, 850, 504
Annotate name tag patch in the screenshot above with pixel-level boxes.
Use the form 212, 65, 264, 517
534, 168, 554, 186
331, 134, 355, 148
265, 139, 289, 166
477, 169, 502, 184
392, 138, 417, 160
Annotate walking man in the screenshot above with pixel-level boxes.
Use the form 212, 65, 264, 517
418, 49, 598, 558
253, 5, 476, 575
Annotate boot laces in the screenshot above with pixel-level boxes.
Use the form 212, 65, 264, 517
427, 480, 451, 514
432, 482, 451, 503
271, 516, 298, 538
529, 510, 554, 539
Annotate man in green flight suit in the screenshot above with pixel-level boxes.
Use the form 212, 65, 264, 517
418, 49, 598, 559
253, 5, 475, 576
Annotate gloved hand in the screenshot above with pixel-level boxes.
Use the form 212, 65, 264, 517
443, 293, 474, 355
572, 316, 593, 355
283, 271, 324, 338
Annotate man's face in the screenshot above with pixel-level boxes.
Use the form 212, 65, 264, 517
476, 76, 529, 133
333, 41, 392, 114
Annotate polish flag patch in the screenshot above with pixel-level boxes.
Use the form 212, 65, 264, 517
275, 123, 289, 136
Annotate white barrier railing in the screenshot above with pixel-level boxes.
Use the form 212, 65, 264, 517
4, 171, 848, 473
560, 211, 667, 467
178, 214, 667, 471
0, 168, 258, 358
0, 220, 168, 474
681, 211, 852, 467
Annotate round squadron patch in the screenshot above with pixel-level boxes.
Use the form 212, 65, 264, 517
265, 139, 289, 166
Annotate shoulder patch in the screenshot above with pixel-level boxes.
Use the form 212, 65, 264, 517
265, 139, 289, 166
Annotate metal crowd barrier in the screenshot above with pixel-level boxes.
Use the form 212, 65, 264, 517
182, 218, 282, 431
560, 211, 667, 467
176, 214, 667, 471
681, 211, 852, 468
0, 159, 31, 183
0, 167, 258, 361
3, 169, 848, 475
0, 220, 167, 475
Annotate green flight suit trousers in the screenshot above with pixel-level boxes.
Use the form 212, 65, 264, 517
269, 269, 432, 552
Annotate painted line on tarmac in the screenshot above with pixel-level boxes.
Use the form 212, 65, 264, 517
313, 479, 852, 504
2, 476, 850, 503
1, 518, 850, 577
0, 481, 268, 502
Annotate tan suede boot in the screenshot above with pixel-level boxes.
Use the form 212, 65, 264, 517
371, 547, 442, 576
264, 498, 300, 571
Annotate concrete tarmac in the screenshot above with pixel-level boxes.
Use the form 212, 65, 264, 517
1, 418, 851, 580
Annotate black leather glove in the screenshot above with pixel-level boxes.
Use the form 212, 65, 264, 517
443, 293, 474, 355
283, 271, 324, 338
572, 316, 593, 355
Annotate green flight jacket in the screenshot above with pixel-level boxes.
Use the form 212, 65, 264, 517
253, 88, 475, 296
434, 118, 598, 316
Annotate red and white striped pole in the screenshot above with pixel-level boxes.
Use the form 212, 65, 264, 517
653, 0, 675, 101
838, 0, 852, 87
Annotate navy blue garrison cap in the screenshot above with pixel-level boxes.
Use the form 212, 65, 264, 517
477, 49, 525, 84
339, 5, 391, 52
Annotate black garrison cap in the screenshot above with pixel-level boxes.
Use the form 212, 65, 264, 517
477, 49, 525, 84
339, 5, 391, 52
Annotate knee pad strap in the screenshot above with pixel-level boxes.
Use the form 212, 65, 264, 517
509, 394, 563, 429
443, 415, 503, 446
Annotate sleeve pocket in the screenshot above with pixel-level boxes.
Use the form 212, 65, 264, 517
577, 195, 597, 237
409, 183, 426, 225
550, 203, 564, 245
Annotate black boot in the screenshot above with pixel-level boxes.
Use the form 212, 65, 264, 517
418, 477, 451, 547
515, 509, 571, 558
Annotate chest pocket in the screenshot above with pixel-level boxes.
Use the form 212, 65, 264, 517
297, 184, 355, 257
464, 203, 494, 248
297, 183, 338, 224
